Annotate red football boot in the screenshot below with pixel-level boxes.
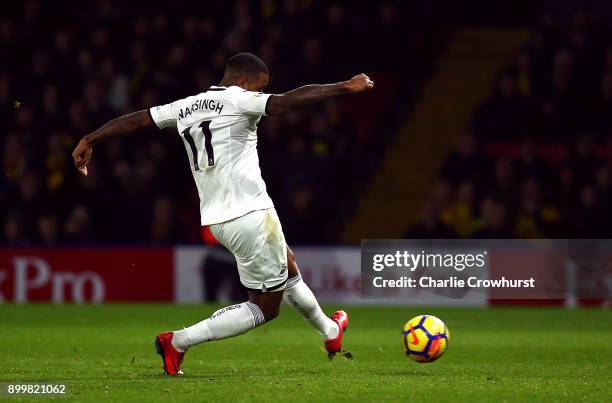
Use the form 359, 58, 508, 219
155, 332, 185, 376
324, 310, 349, 355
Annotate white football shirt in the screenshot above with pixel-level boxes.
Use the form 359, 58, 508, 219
149, 85, 274, 225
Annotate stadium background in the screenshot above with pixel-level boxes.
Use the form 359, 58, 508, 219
1, 0, 611, 305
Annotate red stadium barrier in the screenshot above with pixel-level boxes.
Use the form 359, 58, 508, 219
0, 248, 173, 303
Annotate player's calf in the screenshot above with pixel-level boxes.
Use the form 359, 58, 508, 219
171, 301, 267, 354
282, 253, 351, 358
283, 274, 339, 339
161, 291, 283, 373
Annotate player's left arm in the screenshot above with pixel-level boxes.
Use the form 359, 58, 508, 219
265, 73, 374, 115
72, 110, 155, 176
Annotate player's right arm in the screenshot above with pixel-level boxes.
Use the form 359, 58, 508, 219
265, 73, 374, 115
72, 110, 155, 176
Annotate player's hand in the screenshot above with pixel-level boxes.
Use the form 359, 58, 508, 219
72, 138, 92, 176
345, 74, 374, 93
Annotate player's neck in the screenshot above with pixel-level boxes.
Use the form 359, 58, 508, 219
218, 79, 245, 90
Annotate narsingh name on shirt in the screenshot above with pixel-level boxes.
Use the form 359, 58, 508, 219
178, 98, 224, 119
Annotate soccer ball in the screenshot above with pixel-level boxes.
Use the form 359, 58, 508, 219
402, 315, 450, 363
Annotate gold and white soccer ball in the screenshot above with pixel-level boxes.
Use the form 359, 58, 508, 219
402, 315, 450, 363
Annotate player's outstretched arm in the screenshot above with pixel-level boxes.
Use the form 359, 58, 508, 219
72, 110, 155, 176
266, 73, 374, 115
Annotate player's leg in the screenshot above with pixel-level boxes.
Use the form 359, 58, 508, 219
283, 246, 349, 354
157, 290, 283, 376
247, 289, 284, 320
283, 247, 338, 339
156, 209, 288, 375
170, 289, 282, 349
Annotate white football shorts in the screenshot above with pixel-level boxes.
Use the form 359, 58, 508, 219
209, 208, 288, 292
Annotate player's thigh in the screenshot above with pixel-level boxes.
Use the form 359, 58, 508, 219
210, 209, 288, 291
209, 211, 263, 258
212, 209, 285, 258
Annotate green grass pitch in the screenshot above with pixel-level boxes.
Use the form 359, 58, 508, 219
0, 304, 610, 402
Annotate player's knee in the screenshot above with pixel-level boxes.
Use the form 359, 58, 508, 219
260, 305, 280, 321
287, 247, 300, 278
249, 289, 283, 322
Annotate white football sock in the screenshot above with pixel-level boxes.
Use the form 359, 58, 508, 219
283, 275, 339, 340
171, 301, 265, 352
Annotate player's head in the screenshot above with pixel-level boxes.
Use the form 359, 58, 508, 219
222, 53, 269, 92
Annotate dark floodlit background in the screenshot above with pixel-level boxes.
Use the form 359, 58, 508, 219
2, 0, 612, 246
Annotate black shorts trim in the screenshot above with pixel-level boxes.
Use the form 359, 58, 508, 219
244, 278, 288, 293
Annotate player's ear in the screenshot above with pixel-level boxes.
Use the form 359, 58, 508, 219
236, 77, 248, 90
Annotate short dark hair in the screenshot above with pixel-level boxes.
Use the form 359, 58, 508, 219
224, 53, 269, 78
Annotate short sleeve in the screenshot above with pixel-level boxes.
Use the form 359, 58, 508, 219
232, 90, 272, 116
149, 101, 180, 129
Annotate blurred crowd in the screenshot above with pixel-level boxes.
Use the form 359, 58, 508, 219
411, 10, 612, 239
0, 0, 406, 245
7, 1, 604, 245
